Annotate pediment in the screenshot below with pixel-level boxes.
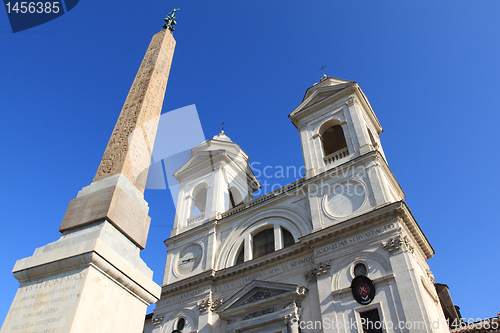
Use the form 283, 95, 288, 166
173, 149, 225, 178
217, 280, 307, 316
289, 82, 354, 120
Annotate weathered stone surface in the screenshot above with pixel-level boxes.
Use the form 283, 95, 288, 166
94, 28, 176, 193
60, 174, 151, 249
60, 29, 176, 247
2, 222, 161, 333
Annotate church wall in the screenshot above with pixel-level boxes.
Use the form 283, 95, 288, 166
151, 78, 450, 333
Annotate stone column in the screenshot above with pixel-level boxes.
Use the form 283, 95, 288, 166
1, 28, 175, 333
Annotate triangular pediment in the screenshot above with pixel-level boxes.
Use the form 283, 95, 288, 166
173, 149, 260, 190
173, 149, 226, 178
289, 82, 354, 120
217, 280, 307, 315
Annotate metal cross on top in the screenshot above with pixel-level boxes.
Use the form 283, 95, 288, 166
319, 65, 328, 76
220, 121, 226, 132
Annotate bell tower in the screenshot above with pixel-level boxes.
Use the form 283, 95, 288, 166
289, 75, 388, 178
289, 75, 403, 230
170, 131, 260, 237
161, 131, 260, 289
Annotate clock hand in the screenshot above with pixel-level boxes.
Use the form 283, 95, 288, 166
181, 256, 197, 263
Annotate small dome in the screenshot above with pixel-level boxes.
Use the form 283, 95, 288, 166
212, 130, 232, 142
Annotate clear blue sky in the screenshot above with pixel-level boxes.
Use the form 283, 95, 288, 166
1, 0, 499, 324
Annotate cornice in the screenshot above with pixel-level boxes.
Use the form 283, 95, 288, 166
300, 201, 434, 259
290, 85, 356, 125
160, 270, 216, 296
160, 243, 307, 297
164, 219, 217, 246
219, 179, 305, 220
289, 83, 382, 135
161, 201, 434, 298
215, 243, 306, 280
300, 202, 401, 247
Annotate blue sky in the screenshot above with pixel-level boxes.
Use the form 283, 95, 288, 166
1, 0, 499, 323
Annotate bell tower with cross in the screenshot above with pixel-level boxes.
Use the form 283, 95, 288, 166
289, 74, 400, 230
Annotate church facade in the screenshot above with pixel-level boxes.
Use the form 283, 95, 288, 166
146, 76, 449, 333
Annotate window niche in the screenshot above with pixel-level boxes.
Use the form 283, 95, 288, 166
191, 186, 207, 217
234, 226, 296, 265
172, 317, 185, 333
321, 124, 347, 156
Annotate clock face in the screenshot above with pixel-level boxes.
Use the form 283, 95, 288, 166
324, 182, 365, 218
177, 244, 203, 275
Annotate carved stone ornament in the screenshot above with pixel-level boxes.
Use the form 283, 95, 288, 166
383, 235, 414, 254
403, 236, 415, 254
152, 313, 164, 326
93, 29, 176, 193
284, 312, 299, 324
243, 291, 273, 304
346, 95, 357, 106
383, 237, 402, 252
197, 298, 223, 314
306, 261, 331, 281
426, 269, 435, 284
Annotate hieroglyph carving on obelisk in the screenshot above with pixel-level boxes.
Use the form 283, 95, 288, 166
58, 29, 176, 249
94, 28, 176, 193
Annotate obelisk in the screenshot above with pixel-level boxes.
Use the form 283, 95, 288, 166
1, 24, 175, 333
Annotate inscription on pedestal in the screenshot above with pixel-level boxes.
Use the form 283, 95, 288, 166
2, 269, 87, 333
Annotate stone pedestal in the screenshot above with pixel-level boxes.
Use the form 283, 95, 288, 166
1, 216, 160, 332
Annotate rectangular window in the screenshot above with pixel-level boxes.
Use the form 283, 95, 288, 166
359, 308, 383, 333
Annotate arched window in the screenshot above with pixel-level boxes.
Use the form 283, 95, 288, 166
252, 229, 275, 259
282, 227, 295, 248
192, 187, 207, 216
235, 245, 244, 265
232, 225, 300, 266
321, 124, 347, 156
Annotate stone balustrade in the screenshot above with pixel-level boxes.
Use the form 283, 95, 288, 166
221, 179, 304, 219
323, 147, 349, 165
187, 212, 205, 225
